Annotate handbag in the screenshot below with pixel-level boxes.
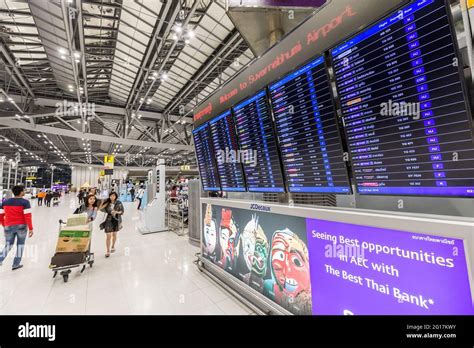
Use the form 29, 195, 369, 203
99, 220, 106, 230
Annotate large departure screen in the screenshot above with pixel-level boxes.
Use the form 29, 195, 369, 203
209, 110, 246, 192
233, 90, 285, 193
332, 0, 474, 197
269, 56, 351, 193
192, 123, 221, 191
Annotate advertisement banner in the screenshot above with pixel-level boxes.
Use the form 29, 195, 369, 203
306, 219, 473, 315
202, 203, 474, 315
202, 203, 312, 314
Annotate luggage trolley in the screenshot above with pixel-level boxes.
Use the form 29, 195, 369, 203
52, 197, 60, 207
49, 220, 95, 282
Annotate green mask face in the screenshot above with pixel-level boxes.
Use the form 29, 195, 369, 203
252, 238, 268, 277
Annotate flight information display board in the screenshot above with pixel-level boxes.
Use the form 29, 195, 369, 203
269, 56, 351, 193
209, 110, 246, 192
192, 123, 221, 191
332, 0, 474, 197
233, 90, 286, 192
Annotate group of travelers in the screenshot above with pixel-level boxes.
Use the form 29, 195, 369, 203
75, 187, 124, 258
0, 184, 126, 271
37, 190, 61, 207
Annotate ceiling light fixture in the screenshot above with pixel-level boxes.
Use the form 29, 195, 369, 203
174, 23, 182, 33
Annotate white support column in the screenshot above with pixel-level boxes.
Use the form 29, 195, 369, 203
14, 163, 18, 186
7, 160, 12, 190
0, 156, 4, 189
50, 165, 55, 189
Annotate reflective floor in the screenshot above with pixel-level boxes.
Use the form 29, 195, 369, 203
0, 195, 253, 315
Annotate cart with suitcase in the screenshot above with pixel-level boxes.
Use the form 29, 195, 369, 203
49, 217, 94, 282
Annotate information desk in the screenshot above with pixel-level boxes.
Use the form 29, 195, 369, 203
332, 0, 474, 197
199, 198, 474, 315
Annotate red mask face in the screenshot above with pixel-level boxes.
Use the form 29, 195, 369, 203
271, 230, 311, 296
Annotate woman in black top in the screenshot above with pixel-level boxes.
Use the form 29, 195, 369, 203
99, 192, 124, 258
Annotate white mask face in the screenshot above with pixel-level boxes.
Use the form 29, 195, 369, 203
204, 221, 217, 254
241, 219, 257, 271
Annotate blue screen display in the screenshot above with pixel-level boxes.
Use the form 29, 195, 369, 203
192, 123, 221, 191
209, 110, 247, 192
233, 90, 286, 193
269, 56, 351, 193
332, 0, 474, 197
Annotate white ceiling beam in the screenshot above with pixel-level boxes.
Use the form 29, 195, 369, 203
8, 95, 193, 123
0, 119, 193, 151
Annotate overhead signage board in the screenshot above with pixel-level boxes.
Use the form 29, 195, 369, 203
104, 155, 115, 169
228, 0, 327, 8
194, 0, 406, 126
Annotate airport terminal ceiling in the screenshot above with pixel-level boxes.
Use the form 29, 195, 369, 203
0, 0, 277, 168
1, 0, 474, 341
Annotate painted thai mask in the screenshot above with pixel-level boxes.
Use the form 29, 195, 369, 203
252, 222, 268, 277
270, 228, 310, 295
203, 204, 217, 254
240, 216, 258, 271
219, 209, 237, 260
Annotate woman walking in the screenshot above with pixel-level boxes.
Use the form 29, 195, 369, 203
75, 194, 98, 222
99, 192, 124, 258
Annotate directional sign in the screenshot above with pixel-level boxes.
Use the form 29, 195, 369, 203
104, 155, 114, 169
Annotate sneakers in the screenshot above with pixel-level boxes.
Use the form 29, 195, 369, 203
12, 265, 23, 271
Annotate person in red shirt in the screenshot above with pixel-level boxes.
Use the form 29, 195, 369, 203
0, 185, 34, 270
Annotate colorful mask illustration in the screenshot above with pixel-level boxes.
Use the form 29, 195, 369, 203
270, 228, 311, 298
251, 218, 268, 277
203, 204, 217, 255
219, 209, 237, 267
239, 215, 259, 272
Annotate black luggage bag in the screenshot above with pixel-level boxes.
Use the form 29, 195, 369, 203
50, 252, 87, 267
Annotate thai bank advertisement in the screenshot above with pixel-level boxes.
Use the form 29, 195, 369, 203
202, 203, 474, 315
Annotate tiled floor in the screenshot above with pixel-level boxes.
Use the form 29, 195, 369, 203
0, 195, 252, 315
